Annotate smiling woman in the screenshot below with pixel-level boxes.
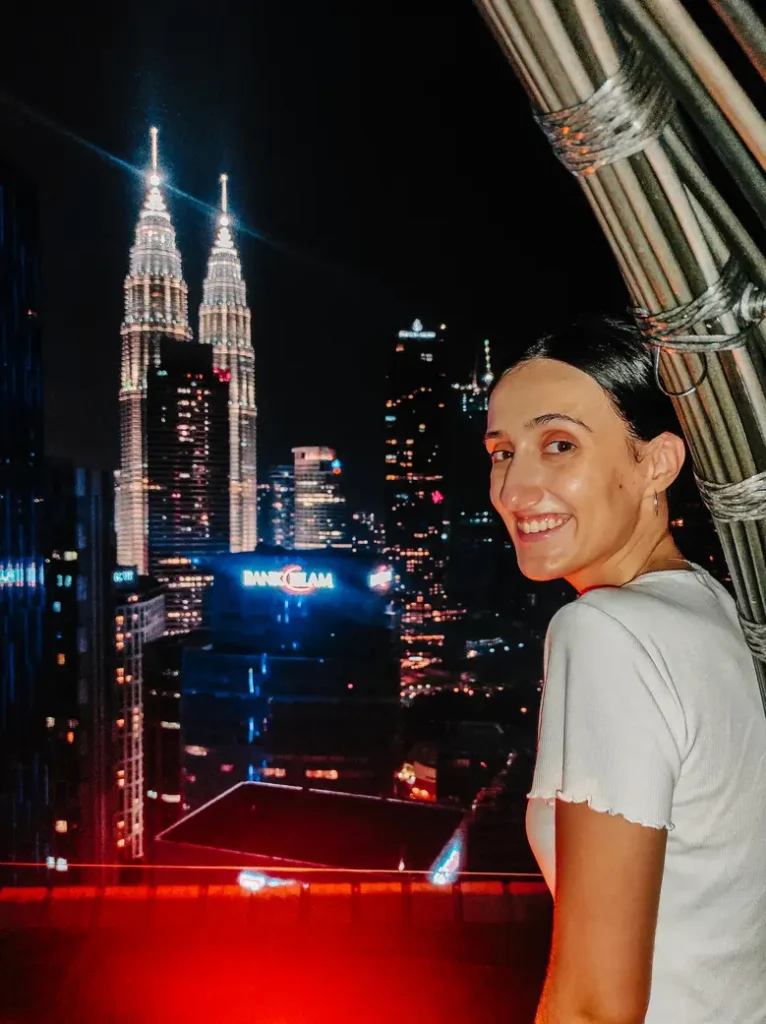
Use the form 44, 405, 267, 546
487, 316, 766, 1024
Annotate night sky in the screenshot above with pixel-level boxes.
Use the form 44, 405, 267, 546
0, 0, 633, 512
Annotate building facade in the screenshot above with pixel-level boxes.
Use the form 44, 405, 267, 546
292, 447, 349, 550
266, 464, 295, 549
350, 511, 383, 555
117, 128, 193, 575
45, 463, 116, 868
0, 161, 48, 864
180, 551, 399, 809
199, 175, 257, 553
113, 576, 165, 861
384, 320, 451, 660
146, 339, 229, 633
448, 340, 503, 624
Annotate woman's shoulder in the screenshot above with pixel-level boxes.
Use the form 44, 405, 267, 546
548, 569, 744, 665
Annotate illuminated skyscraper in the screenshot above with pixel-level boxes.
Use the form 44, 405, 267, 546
114, 576, 165, 861
199, 175, 257, 552
292, 447, 349, 550
146, 339, 230, 633
267, 465, 295, 549
384, 319, 450, 658
449, 340, 501, 616
117, 128, 192, 575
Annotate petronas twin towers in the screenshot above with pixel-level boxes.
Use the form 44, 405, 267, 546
116, 128, 257, 573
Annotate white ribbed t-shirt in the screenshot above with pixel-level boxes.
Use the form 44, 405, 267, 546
526, 567, 766, 1024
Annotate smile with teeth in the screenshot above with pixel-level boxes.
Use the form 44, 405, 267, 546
516, 515, 570, 535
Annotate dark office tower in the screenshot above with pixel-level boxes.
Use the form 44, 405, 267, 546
44, 462, 116, 868
350, 512, 383, 555
0, 162, 47, 864
268, 465, 295, 549
384, 319, 450, 662
142, 635, 193, 850
448, 341, 503, 619
181, 551, 399, 807
146, 339, 230, 634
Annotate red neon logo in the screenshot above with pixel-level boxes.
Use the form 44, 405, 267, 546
279, 564, 314, 594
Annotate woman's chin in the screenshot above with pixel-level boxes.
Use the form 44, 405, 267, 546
515, 550, 569, 583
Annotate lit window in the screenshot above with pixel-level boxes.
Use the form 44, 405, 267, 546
52, 601, 61, 613
63, 551, 78, 561
55, 820, 68, 834
46, 717, 55, 729
57, 653, 66, 666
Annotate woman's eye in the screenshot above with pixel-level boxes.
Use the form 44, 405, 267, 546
544, 439, 575, 455
490, 449, 512, 464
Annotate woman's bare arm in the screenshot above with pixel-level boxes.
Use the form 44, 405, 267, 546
535, 799, 667, 1024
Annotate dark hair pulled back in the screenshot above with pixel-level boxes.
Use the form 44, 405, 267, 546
503, 314, 683, 446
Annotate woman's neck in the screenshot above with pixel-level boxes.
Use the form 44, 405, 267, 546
567, 530, 690, 595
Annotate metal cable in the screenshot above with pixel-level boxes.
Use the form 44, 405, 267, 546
534, 45, 675, 176
633, 259, 766, 396
738, 616, 766, 661
695, 467, 766, 522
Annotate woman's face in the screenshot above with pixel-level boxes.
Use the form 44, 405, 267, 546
486, 358, 656, 589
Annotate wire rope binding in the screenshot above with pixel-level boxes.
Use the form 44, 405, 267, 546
534, 45, 675, 177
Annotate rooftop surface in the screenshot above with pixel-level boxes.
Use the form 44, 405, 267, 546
0, 879, 551, 1023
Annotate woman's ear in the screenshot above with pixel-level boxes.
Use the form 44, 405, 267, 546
648, 431, 686, 493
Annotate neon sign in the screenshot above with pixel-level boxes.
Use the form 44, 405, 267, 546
113, 567, 137, 586
398, 318, 436, 340
242, 564, 335, 594
368, 566, 393, 591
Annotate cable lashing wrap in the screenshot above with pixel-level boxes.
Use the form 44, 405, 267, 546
534, 46, 675, 176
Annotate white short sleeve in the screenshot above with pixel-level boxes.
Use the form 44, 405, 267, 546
528, 600, 683, 830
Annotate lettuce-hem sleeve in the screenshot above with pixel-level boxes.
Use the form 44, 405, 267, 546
528, 601, 683, 835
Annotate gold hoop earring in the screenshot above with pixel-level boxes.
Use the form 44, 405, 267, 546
653, 491, 659, 517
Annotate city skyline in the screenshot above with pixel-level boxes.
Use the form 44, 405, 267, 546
0, 1, 630, 515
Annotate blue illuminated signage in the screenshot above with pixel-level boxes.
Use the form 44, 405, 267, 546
113, 567, 137, 587
242, 564, 334, 595
0, 562, 38, 587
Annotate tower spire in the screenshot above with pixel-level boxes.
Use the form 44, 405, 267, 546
149, 126, 160, 186
220, 173, 228, 216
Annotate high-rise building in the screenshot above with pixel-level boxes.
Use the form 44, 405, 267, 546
117, 128, 192, 575
45, 463, 116, 869
113, 575, 165, 861
199, 175, 257, 552
146, 339, 229, 634
350, 511, 383, 555
292, 447, 349, 550
0, 161, 48, 865
384, 320, 451, 659
181, 551, 399, 808
448, 341, 503, 620
267, 464, 295, 549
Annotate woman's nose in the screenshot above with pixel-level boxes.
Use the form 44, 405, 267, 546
496, 463, 545, 513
